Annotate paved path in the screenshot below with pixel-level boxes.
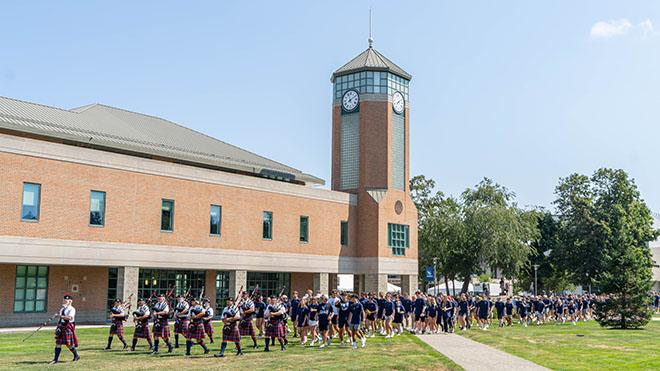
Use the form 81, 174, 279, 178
417, 333, 551, 371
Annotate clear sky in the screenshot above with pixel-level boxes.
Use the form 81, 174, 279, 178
2, 1, 659, 213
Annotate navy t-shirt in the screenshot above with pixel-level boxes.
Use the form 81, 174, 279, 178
255, 302, 266, 318
505, 302, 513, 315
478, 300, 489, 316
308, 304, 319, 321
402, 298, 413, 313
383, 301, 395, 316
366, 301, 377, 316
349, 303, 364, 324
458, 301, 468, 314
495, 301, 505, 316
338, 300, 351, 320
414, 298, 426, 315
377, 298, 386, 315
290, 298, 300, 316
318, 303, 332, 324
394, 304, 405, 322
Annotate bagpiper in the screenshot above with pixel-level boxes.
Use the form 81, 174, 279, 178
202, 298, 215, 343
49, 293, 80, 364
214, 297, 243, 357
238, 291, 259, 349
151, 293, 173, 354
186, 297, 210, 355
130, 298, 153, 351
264, 296, 287, 351
173, 294, 190, 348
105, 298, 128, 350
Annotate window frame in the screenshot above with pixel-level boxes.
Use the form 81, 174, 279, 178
262, 211, 273, 240
21, 182, 41, 222
388, 223, 410, 256
89, 190, 106, 227
161, 199, 175, 232
299, 216, 309, 243
210, 204, 222, 236
340, 220, 349, 247
14, 265, 48, 313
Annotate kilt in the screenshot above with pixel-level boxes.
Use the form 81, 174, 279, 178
109, 320, 124, 336
174, 319, 189, 335
265, 318, 285, 338
223, 322, 241, 343
133, 322, 151, 339
239, 318, 256, 336
55, 322, 78, 346
153, 318, 171, 338
203, 320, 214, 335
188, 321, 206, 340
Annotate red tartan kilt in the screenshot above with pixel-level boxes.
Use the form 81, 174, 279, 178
203, 320, 214, 335
188, 321, 206, 340
266, 319, 285, 338
239, 318, 256, 336
109, 320, 124, 335
55, 324, 77, 346
133, 323, 151, 339
174, 319, 189, 334
152, 318, 171, 338
222, 322, 241, 342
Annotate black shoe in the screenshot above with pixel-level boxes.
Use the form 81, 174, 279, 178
293, 334, 298, 338
214, 352, 225, 358
185, 352, 191, 356
72, 356, 80, 362
236, 350, 243, 356
104, 347, 111, 351
253, 344, 259, 349
284, 338, 288, 346
281, 346, 286, 351
210, 339, 214, 344
263, 348, 270, 352
168, 345, 173, 353
204, 348, 210, 354
174, 344, 180, 349
129, 348, 135, 352
48, 360, 58, 365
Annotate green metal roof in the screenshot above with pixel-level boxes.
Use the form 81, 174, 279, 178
332, 47, 412, 82
0, 96, 324, 185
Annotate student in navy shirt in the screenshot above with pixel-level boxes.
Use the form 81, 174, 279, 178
296, 298, 309, 345
364, 295, 378, 337
376, 292, 386, 335
393, 298, 405, 336
289, 291, 300, 338
317, 296, 333, 348
382, 293, 395, 338
347, 294, 366, 348
494, 297, 505, 328
401, 294, 413, 330
255, 295, 267, 337
413, 291, 426, 334
457, 295, 469, 331
504, 298, 514, 327
336, 293, 351, 346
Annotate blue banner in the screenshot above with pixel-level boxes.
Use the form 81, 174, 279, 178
425, 267, 435, 281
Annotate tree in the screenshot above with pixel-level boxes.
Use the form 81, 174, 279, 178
554, 168, 659, 329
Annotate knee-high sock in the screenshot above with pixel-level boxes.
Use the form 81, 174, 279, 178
131, 338, 138, 349
220, 342, 227, 354
186, 340, 192, 354
70, 347, 79, 358
147, 338, 153, 347
199, 340, 208, 351
175, 334, 179, 346
119, 335, 127, 346
252, 336, 257, 346
107, 336, 113, 348
154, 339, 159, 352
236, 342, 241, 352
53, 347, 62, 362
264, 337, 270, 350
164, 338, 171, 347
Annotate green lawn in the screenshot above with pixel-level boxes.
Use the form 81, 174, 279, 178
459, 320, 660, 370
0, 323, 461, 371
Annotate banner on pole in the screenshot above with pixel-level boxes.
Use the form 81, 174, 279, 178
425, 267, 435, 281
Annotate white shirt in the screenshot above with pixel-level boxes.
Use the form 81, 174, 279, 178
59, 305, 76, 324
328, 297, 339, 315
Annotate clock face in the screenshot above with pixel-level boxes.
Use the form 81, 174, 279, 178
342, 90, 359, 112
392, 91, 404, 114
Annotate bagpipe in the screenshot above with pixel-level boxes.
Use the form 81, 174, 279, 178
111, 293, 134, 322
173, 286, 192, 323
22, 310, 60, 342
265, 285, 286, 330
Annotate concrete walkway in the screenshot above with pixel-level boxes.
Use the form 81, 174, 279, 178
417, 333, 551, 371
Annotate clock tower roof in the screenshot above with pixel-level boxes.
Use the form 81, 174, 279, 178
331, 47, 411, 83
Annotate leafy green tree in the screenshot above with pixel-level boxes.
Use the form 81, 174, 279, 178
554, 168, 658, 329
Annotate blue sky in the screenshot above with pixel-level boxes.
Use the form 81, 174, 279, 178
2, 1, 659, 212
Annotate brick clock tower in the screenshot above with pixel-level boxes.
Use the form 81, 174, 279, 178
331, 43, 419, 294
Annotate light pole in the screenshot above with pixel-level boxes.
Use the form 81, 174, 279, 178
586, 272, 591, 294
533, 264, 540, 296
433, 257, 438, 296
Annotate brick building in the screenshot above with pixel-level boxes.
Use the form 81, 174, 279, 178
0, 46, 418, 326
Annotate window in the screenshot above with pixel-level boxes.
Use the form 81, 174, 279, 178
210, 205, 222, 236
300, 216, 309, 243
138, 269, 205, 300
215, 271, 230, 314
388, 223, 410, 256
340, 221, 349, 246
263, 211, 273, 240
107, 268, 118, 319
21, 183, 41, 221
89, 191, 106, 226
14, 265, 48, 312
247, 272, 290, 298
161, 199, 174, 232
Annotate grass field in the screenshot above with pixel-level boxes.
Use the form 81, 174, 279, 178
458, 319, 660, 370
0, 323, 461, 371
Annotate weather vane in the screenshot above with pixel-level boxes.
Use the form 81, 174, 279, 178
369, 9, 373, 48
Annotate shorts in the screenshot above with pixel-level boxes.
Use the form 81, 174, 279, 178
349, 323, 361, 331
384, 314, 393, 320
536, 311, 543, 317
308, 320, 318, 327
478, 313, 488, 320
319, 322, 329, 332
393, 317, 403, 324
339, 318, 349, 328
415, 315, 425, 322
331, 316, 338, 325
366, 314, 376, 321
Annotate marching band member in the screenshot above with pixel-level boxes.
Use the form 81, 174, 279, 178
214, 297, 242, 357
130, 298, 153, 351
105, 298, 128, 350
49, 293, 79, 364
173, 295, 190, 348
264, 296, 287, 351
239, 291, 259, 349
202, 299, 215, 344
186, 297, 210, 355
151, 293, 173, 354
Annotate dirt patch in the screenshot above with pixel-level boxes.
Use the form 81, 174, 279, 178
586, 344, 636, 351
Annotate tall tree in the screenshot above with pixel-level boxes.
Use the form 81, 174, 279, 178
554, 168, 658, 329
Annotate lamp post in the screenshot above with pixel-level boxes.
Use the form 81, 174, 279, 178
433, 257, 438, 295
533, 264, 540, 296
586, 272, 591, 294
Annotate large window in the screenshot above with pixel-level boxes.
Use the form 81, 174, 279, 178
89, 191, 106, 226
21, 183, 41, 222
107, 268, 118, 319
210, 205, 222, 236
300, 216, 309, 243
14, 265, 48, 312
215, 271, 229, 315
262, 211, 273, 240
340, 221, 349, 246
388, 223, 410, 256
161, 199, 174, 232
138, 269, 205, 300
334, 71, 410, 100
247, 272, 290, 299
